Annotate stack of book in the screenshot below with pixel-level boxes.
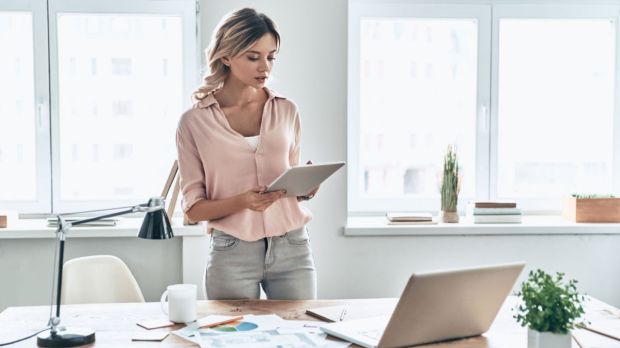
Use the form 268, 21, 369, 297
467, 201, 521, 224
386, 212, 436, 225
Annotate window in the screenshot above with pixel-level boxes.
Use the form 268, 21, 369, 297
349, 1, 620, 213
349, 3, 491, 212
492, 5, 618, 211
0, 0, 50, 213
0, 12, 36, 202
0, 0, 198, 214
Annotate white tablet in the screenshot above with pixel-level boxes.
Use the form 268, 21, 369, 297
265, 161, 345, 197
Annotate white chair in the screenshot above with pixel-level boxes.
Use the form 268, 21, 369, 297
61, 255, 145, 304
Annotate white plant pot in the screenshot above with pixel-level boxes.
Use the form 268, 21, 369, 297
527, 328, 571, 348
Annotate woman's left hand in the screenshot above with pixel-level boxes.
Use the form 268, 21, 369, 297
305, 186, 320, 199
297, 160, 320, 201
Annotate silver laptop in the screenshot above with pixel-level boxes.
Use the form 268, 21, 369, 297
321, 262, 525, 348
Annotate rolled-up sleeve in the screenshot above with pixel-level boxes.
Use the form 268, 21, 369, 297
176, 122, 207, 213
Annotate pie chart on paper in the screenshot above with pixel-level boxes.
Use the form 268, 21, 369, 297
211, 320, 258, 332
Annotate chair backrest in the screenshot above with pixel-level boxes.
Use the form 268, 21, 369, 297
61, 255, 145, 304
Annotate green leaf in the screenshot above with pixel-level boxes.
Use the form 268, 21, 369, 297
512, 269, 586, 334
440, 145, 460, 211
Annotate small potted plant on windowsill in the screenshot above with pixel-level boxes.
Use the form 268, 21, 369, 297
513, 269, 586, 348
563, 193, 620, 223
440, 145, 460, 223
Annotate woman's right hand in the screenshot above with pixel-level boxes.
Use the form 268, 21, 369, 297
241, 186, 285, 212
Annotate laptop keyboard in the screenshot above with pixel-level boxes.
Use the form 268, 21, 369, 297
359, 320, 388, 341
360, 328, 383, 341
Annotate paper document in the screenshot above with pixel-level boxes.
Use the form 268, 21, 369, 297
192, 329, 346, 348
306, 305, 393, 323
173, 314, 348, 347
386, 212, 433, 222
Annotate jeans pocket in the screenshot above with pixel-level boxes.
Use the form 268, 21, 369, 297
211, 230, 239, 251
285, 227, 309, 246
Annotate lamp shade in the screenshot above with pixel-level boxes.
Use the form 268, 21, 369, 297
138, 209, 174, 239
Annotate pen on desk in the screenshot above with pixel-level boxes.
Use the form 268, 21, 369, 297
572, 335, 584, 348
199, 315, 244, 328
339, 308, 347, 322
579, 325, 620, 341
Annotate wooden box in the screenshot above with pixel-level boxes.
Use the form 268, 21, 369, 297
0, 211, 17, 228
563, 197, 620, 223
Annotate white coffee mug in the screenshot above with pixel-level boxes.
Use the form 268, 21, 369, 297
160, 284, 197, 323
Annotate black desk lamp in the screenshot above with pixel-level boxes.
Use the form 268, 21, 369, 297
37, 197, 174, 347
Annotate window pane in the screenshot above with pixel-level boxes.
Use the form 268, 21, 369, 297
57, 14, 183, 201
498, 19, 615, 197
359, 18, 477, 198
0, 12, 36, 201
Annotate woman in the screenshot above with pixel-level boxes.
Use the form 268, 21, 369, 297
176, 8, 318, 300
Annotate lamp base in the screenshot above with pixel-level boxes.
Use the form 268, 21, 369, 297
37, 327, 95, 347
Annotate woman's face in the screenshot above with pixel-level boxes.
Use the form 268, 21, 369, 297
224, 33, 277, 88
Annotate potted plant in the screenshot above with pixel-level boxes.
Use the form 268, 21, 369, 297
514, 269, 586, 348
563, 193, 620, 222
440, 145, 460, 223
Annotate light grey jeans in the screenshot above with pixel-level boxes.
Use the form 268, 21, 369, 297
205, 226, 317, 300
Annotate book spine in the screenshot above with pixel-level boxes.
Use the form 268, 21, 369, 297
473, 202, 517, 208
473, 215, 522, 223
387, 218, 433, 222
468, 208, 522, 215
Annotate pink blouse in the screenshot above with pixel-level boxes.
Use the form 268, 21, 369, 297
176, 88, 312, 241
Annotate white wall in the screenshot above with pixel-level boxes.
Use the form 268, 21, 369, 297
1, 0, 619, 312
0, 237, 182, 312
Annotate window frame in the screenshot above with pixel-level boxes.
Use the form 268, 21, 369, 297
347, 2, 492, 213
348, 0, 620, 214
47, 0, 198, 213
490, 4, 620, 212
0, 0, 52, 214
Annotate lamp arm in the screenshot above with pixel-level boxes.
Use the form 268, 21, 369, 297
49, 197, 166, 334
57, 198, 165, 229
48, 207, 139, 333
39, 197, 171, 347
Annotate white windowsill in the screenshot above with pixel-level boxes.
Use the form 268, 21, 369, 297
345, 216, 620, 236
0, 217, 204, 239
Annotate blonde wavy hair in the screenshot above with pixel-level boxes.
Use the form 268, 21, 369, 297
193, 8, 280, 101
